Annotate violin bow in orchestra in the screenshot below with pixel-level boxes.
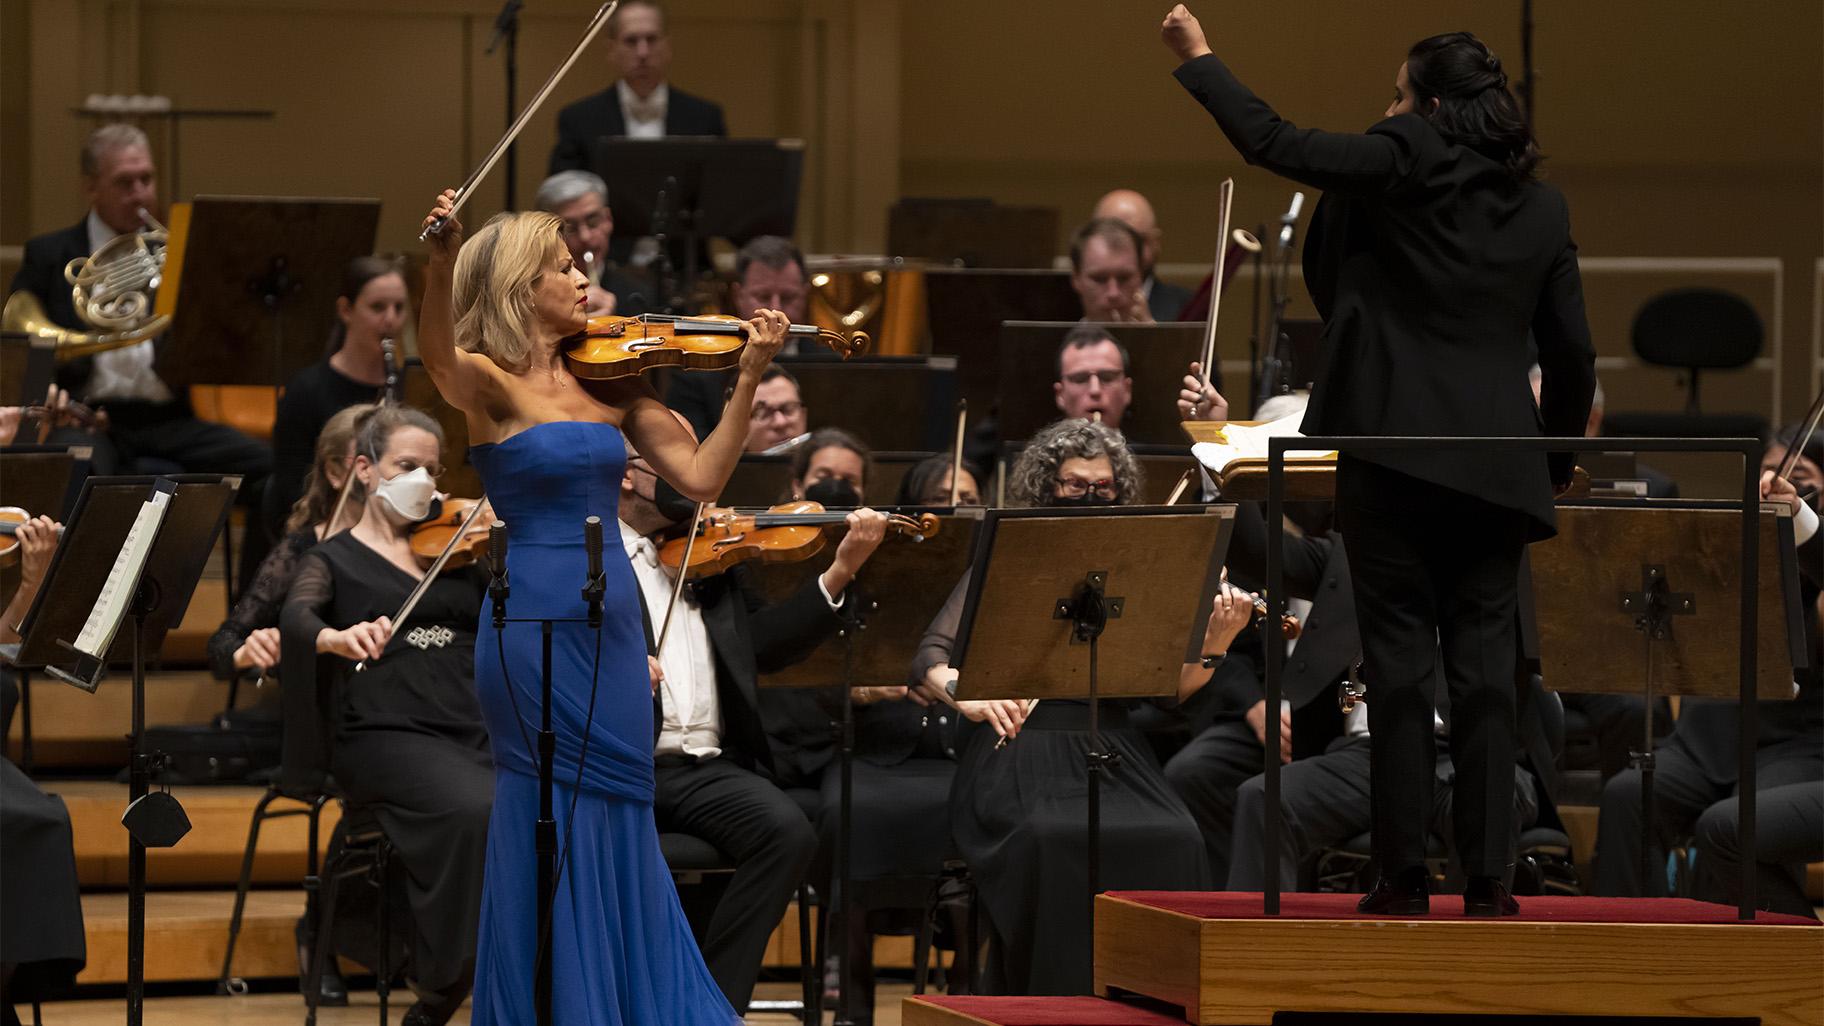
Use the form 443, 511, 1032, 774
421, 1, 619, 240
948, 400, 968, 506
1777, 386, 1824, 484
355, 495, 491, 672
654, 500, 709, 659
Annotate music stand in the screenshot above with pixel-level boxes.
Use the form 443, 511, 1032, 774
775, 354, 960, 452
156, 196, 381, 388
924, 269, 1081, 413
12, 474, 237, 1026
0, 334, 55, 405
950, 505, 1232, 961
887, 198, 1059, 269
754, 510, 986, 1025
718, 452, 941, 510
1531, 500, 1803, 892
997, 321, 1212, 446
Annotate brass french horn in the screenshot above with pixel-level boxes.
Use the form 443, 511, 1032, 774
3, 207, 171, 360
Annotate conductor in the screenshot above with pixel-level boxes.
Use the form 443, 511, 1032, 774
1161, 6, 1595, 915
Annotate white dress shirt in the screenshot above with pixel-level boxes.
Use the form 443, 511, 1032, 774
80, 210, 172, 404
616, 80, 669, 139
623, 520, 724, 758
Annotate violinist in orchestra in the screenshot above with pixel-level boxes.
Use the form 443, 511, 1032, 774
901, 417, 1252, 995
616, 416, 889, 1013
8, 123, 273, 591
212, 402, 376, 685
263, 258, 409, 542
414, 186, 789, 1024
277, 405, 490, 1026
897, 454, 984, 507
1162, 5, 1595, 916
534, 170, 652, 320
741, 366, 811, 454
1093, 189, 1193, 322
1068, 217, 1154, 324
670, 237, 815, 441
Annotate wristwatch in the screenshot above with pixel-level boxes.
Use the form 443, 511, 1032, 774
1200, 653, 1225, 669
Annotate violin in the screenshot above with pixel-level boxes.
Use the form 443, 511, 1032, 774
0, 506, 61, 569
409, 497, 492, 570
564, 313, 867, 382
1250, 594, 1302, 640
658, 501, 938, 581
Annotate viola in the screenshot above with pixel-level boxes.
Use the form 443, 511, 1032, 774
564, 313, 867, 382
658, 501, 938, 581
409, 497, 492, 570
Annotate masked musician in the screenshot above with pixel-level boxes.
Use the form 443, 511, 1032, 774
263, 259, 408, 542
1162, 7, 1596, 915
1093, 189, 1193, 322
547, 0, 727, 173
8, 124, 273, 588
901, 418, 1250, 995
415, 185, 788, 1024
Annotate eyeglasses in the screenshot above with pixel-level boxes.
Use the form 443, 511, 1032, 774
561, 212, 608, 238
750, 400, 806, 422
1054, 477, 1118, 499
1062, 370, 1124, 387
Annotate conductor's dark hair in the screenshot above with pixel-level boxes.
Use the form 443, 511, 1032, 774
1068, 218, 1145, 275
1405, 31, 1539, 181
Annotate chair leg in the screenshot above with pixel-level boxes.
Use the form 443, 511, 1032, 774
217, 788, 279, 994
912, 882, 938, 996
304, 857, 347, 1026
307, 795, 329, 879
375, 842, 391, 1026
796, 883, 815, 1021
811, 886, 827, 1023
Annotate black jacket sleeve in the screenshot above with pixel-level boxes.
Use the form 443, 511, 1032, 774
739, 566, 847, 675
1530, 217, 1599, 488
1172, 54, 1426, 195
1226, 501, 1332, 601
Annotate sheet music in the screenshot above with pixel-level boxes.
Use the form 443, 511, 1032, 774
1190, 413, 1335, 474
70, 484, 172, 659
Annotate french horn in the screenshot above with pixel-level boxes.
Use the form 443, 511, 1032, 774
2, 207, 171, 360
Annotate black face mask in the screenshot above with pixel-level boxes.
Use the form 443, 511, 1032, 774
804, 478, 862, 508
1049, 492, 1118, 508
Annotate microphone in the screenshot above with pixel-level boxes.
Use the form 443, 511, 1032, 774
488, 520, 509, 629
1277, 191, 1306, 249
582, 515, 605, 629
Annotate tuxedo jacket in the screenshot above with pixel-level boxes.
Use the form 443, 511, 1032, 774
1174, 55, 1596, 537
8, 220, 117, 400
638, 561, 845, 781
548, 83, 728, 174
1148, 278, 1194, 322
1222, 501, 1362, 714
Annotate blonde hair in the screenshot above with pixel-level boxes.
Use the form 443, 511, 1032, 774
451, 210, 567, 372
286, 403, 379, 535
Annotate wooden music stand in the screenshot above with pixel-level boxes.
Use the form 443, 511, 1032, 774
887, 198, 1058, 269
948, 504, 1231, 966
996, 321, 1213, 446
1530, 499, 1803, 895
1182, 420, 1338, 501
156, 196, 381, 388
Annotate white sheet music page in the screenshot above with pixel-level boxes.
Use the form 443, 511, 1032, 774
71, 484, 172, 659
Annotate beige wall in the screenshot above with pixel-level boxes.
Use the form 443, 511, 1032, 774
5, 0, 1821, 422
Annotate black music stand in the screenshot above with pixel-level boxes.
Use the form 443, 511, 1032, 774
924, 269, 1081, 414
718, 452, 941, 510
1531, 500, 1803, 895
887, 198, 1059, 269
588, 138, 805, 288
755, 510, 987, 1025
13, 474, 237, 1026
0, 444, 93, 771
997, 321, 1212, 446
775, 354, 961, 452
950, 505, 1232, 964
156, 196, 381, 388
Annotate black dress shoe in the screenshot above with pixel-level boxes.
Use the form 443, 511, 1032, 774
1463, 875, 1520, 917
294, 917, 348, 1006
1356, 865, 1430, 916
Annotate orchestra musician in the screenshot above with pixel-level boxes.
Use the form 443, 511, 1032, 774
278, 405, 490, 1026
263, 258, 408, 541
1092, 189, 1193, 321
414, 189, 787, 1024
1162, 5, 1595, 915
903, 418, 1251, 994
897, 454, 983, 508
1067, 218, 1155, 324
1053, 324, 1135, 430
787, 427, 870, 506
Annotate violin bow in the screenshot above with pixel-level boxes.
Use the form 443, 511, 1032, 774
1777, 386, 1824, 482
1199, 178, 1237, 392
421, 1, 619, 240
355, 494, 490, 671
655, 500, 708, 657
948, 400, 967, 505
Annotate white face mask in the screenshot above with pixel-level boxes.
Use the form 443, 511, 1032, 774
371, 465, 435, 522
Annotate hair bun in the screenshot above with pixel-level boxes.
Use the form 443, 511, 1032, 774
1485, 54, 1502, 72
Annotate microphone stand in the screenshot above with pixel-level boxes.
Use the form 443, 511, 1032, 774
486, 0, 525, 210
1254, 221, 1298, 412
1245, 223, 1266, 417
489, 514, 603, 1026
652, 177, 683, 314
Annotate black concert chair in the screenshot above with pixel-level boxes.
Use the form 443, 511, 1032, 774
1601, 287, 1767, 440
302, 805, 397, 1026
659, 828, 819, 1021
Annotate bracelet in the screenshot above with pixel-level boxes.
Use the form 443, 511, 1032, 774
1200, 653, 1225, 669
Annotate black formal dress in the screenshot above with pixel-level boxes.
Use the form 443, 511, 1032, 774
914, 578, 1209, 995
1174, 54, 1595, 880
263, 360, 380, 541
208, 528, 316, 680
548, 82, 728, 173
0, 673, 84, 1016
631, 553, 842, 1013
280, 534, 492, 1001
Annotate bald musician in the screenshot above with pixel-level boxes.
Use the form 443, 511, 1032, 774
1093, 189, 1193, 321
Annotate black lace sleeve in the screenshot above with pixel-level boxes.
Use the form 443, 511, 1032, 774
278, 549, 337, 795
207, 530, 314, 680
911, 576, 969, 684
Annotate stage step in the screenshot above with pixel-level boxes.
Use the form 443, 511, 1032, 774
78, 889, 302, 986
905, 995, 1190, 1025
1093, 891, 1824, 1026
55, 780, 330, 887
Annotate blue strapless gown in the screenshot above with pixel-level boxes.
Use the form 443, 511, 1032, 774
468, 421, 738, 1025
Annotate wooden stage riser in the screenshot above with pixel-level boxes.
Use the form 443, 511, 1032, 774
1094, 897, 1824, 1026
